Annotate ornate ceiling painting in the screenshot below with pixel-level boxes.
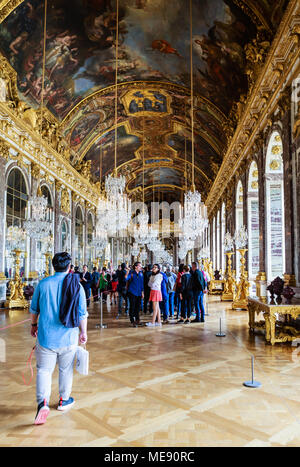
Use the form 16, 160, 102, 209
0, 0, 288, 201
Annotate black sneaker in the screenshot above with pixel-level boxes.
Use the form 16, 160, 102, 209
191, 319, 201, 323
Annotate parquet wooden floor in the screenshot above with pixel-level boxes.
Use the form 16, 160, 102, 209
1, 296, 300, 447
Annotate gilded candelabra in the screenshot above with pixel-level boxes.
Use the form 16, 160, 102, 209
221, 251, 236, 301
44, 251, 52, 277
232, 248, 250, 310
5, 249, 28, 309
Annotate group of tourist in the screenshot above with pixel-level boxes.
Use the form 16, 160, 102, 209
29, 253, 209, 425
71, 261, 209, 328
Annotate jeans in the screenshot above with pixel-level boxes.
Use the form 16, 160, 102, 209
166, 292, 175, 317
128, 292, 141, 323
181, 291, 193, 319
193, 290, 205, 321
175, 291, 182, 318
143, 290, 153, 314
118, 289, 129, 315
159, 298, 168, 321
83, 287, 91, 307
91, 285, 98, 302
35, 342, 77, 405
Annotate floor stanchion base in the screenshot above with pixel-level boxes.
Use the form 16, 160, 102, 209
243, 380, 261, 388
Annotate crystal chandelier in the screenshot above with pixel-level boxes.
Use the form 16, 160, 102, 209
24, 190, 52, 241
133, 211, 150, 245
139, 247, 148, 262
234, 226, 248, 249
6, 225, 26, 250
224, 231, 234, 251
24, 4, 52, 242
179, 190, 208, 241
93, 198, 109, 254
131, 242, 140, 257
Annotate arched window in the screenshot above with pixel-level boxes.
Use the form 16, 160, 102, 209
265, 132, 285, 280
75, 206, 84, 266
247, 162, 259, 280
235, 180, 244, 277
6, 168, 28, 278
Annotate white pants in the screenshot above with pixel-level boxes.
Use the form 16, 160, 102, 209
35, 342, 77, 405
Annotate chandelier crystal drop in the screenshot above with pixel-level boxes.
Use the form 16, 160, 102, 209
23, 192, 51, 241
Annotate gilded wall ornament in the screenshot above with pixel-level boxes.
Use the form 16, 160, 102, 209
0, 138, 10, 160
269, 159, 281, 170
60, 188, 71, 215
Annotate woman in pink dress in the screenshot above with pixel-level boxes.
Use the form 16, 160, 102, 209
146, 264, 163, 327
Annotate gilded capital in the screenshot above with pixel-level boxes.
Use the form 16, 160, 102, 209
0, 138, 10, 160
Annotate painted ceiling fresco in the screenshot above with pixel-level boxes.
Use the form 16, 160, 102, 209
0, 0, 288, 200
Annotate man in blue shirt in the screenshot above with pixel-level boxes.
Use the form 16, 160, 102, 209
125, 262, 144, 327
30, 252, 88, 425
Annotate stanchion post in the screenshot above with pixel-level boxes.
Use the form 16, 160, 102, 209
205, 294, 209, 317
216, 317, 226, 337
243, 356, 261, 388
96, 292, 107, 329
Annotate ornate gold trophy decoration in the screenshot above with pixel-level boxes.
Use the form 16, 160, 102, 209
255, 271, 267, 303
5, 248, 28, 310
232, 226, 250, 310
221, 232, 236, 301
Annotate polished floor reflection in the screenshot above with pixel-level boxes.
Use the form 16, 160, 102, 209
1, 296, 300, 447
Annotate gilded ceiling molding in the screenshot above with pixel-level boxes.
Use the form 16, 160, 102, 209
0, 101, 99, 206
231, 0, 273, 33
61, 81, 226, 128
0, 0, 24, 23
206, 0, 300, 217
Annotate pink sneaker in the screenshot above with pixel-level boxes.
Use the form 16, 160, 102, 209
34, 399, 50, 425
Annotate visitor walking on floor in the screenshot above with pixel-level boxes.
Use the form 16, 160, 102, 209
91, 266, 100, 302
80, 264, 92, 307
30, 252, 88, 425
126, 262, 144, 327
165, 266, 177, 319
146, 264, 163, 328
116, 263, 129, 316
191, 261, 207, 322
178, 265, 193, 323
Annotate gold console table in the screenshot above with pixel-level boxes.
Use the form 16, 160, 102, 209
208, 280, 225, 295
248, 297, 300, 345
